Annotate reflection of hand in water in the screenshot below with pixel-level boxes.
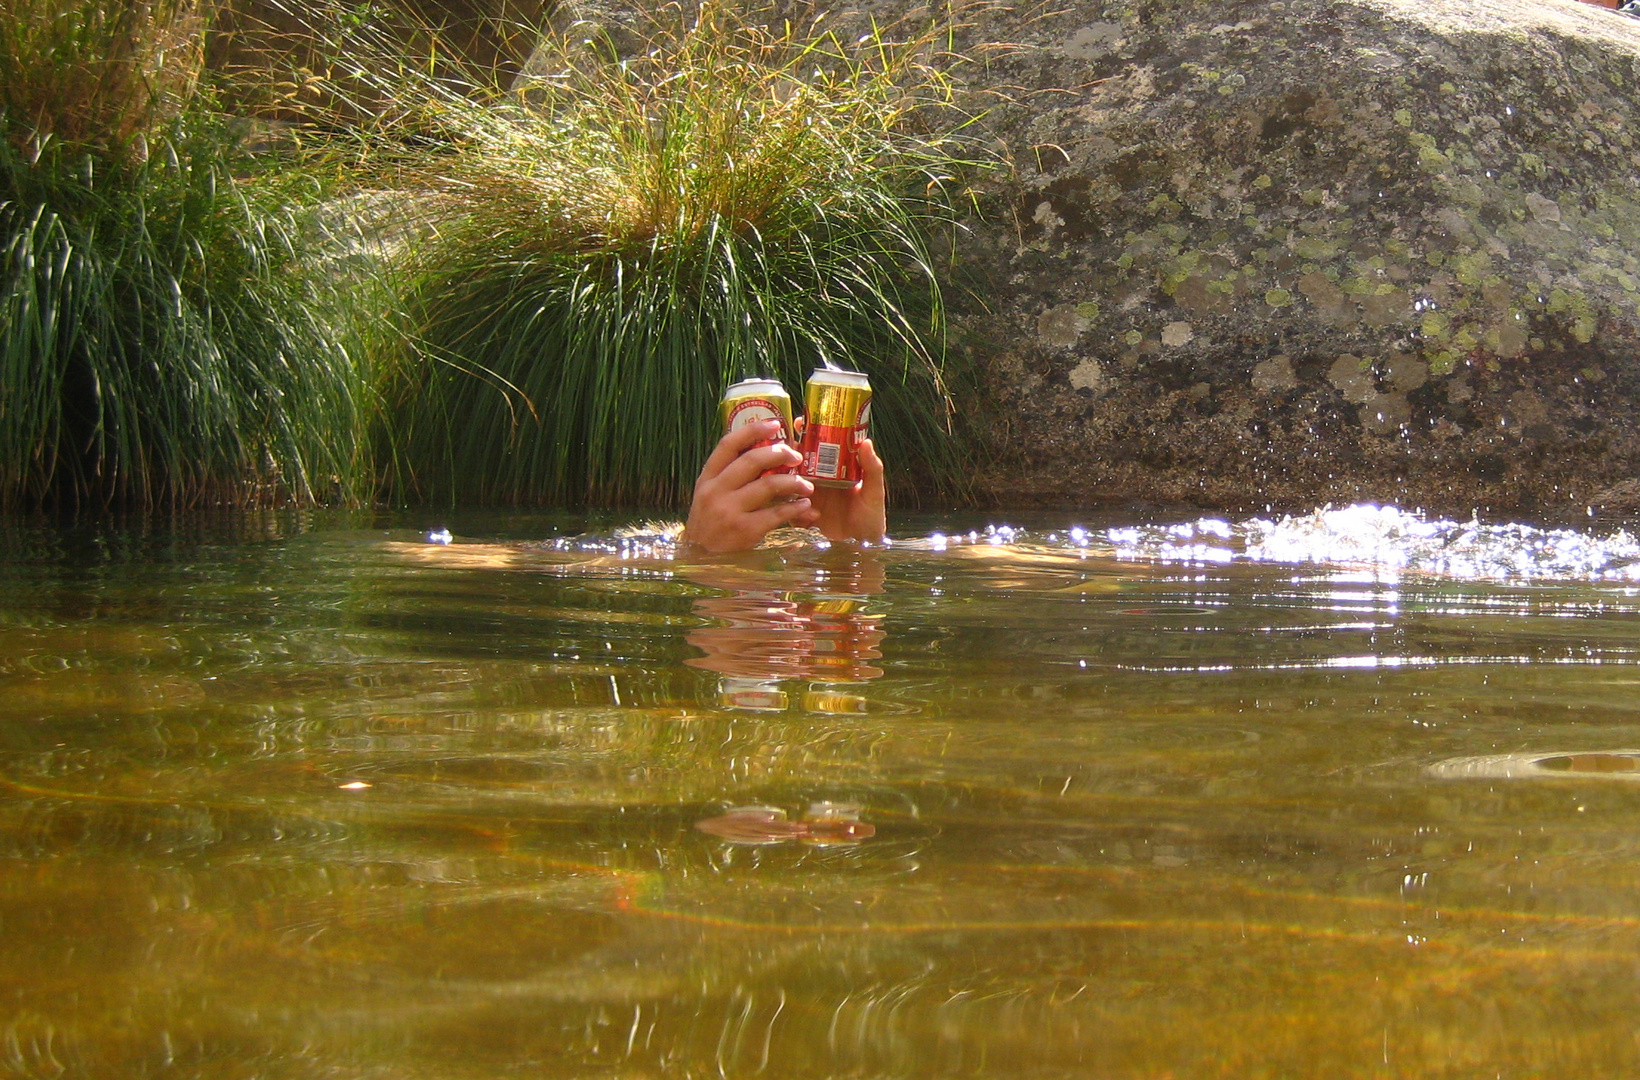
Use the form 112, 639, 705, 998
683, 549, 887, 703
685, 594, 885, 682
695, 803, 876, 846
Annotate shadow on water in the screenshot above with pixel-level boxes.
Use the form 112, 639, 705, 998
8, 505, 1640, 1076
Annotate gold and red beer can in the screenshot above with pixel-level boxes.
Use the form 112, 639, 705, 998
720, 377, 796, 476
798, 369, 872, 488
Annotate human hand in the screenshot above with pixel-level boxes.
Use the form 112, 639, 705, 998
681, 419, 819, 553
807, 436, 887, 544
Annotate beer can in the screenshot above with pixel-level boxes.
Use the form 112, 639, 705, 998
799, 368, 872, 488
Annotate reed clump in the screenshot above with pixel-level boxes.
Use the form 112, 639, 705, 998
347, 0, 982, 506
0, 0, 376, 510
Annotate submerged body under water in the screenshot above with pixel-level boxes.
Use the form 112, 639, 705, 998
4, 504, 1640, 1077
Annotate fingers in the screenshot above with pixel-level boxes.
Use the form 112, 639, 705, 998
714, 440, 803, 492
859, 435, 885, 498
856, 438, 887, 543
682, 423, 814, 551
731, 470, 813, 512
856, 438, 885, 521
697, 419, 788, 484
746, 496, 814, 535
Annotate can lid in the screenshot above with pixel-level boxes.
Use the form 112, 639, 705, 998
807, 367, 870, 389
723, 377, 788, 398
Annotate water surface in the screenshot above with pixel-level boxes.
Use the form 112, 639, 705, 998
6, 507, 1640, 1078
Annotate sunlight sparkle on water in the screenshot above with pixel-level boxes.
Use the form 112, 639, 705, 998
1074, 504, 1640, 583
453, 504, 1640, 584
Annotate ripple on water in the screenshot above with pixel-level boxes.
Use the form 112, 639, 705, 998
12, 509, 1640, 1076
1427, 751, 1640, 780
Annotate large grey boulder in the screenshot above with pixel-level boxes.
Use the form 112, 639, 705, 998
954, 0, 1640, 516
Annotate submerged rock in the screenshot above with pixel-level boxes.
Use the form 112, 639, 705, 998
949, 0, 1640, 516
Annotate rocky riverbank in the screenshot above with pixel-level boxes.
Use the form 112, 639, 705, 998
947, 0, 1640, 517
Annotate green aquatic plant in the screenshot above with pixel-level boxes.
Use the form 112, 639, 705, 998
344, 0, 981, 506
0, 0, 377, 510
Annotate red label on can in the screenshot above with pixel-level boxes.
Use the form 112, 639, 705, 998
803, 422, 856, 482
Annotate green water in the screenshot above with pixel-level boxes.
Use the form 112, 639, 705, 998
6, 510, 1640, 1078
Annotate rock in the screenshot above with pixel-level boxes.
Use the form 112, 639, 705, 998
1250, 354, 1297, 393
1069, 358, 1108, 392
515, 0, 652, 83
1037, 302, 1092, 347
947, 0, 1640, 515
1592, 477, 1640, 512
1160, 320, 1195, 347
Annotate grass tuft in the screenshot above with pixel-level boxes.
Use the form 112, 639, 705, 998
0, 0, 378, 510
340, 0, 984, 506
0, 0, 205, 163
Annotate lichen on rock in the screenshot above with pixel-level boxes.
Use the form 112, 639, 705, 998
949, 0, 1640, 516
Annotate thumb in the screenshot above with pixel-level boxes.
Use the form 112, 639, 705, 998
857, 437, 884, 493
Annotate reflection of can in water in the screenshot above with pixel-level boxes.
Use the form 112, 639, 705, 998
799, 369, 871, 488
719, 676, 788, 712
803, 684, 868, 714
802, 595, 863, 616
720, 378, 796, 473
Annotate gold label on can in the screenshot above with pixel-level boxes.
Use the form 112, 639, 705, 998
720, 378, 795, 441
799, 369, 871, 488
803, 596, 862, 616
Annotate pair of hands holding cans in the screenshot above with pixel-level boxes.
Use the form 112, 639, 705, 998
682, 418, 887, 552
